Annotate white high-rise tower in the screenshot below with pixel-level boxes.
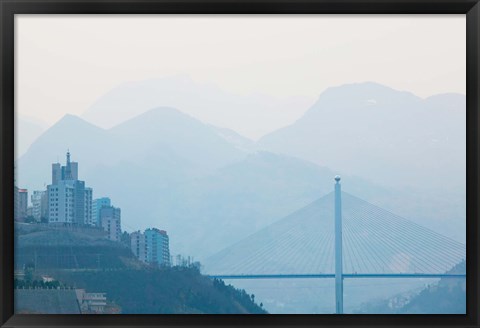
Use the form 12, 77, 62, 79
47, 151, 93, 225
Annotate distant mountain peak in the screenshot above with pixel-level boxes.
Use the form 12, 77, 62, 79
294, 81, 421, 122
109, 106, 205, 133
58, 113, 81, 122
318, 81, 419, 103
55, 114, 100, 128
142, 106, 192, 118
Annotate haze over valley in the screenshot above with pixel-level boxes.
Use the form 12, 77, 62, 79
16, 81, 466, 259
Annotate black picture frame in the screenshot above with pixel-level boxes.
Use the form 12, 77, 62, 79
1, 0, 479, 327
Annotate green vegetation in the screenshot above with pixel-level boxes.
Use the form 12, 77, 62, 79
356, 261, 466, 314
398, 261, 466, 314
53, 266, 267, 314
15, 223, 266, 314
14, 279, 67, 289
15, 224, 139, 271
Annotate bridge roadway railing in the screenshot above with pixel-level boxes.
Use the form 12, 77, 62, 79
207, 273, 466, 280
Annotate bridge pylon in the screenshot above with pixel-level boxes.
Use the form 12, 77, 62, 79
334, 175, 344, 314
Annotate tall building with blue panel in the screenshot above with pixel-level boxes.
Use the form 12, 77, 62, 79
92, 197, 111, 226
144, 228, 170, 267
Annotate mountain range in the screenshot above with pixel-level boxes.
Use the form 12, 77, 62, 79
81, 75, 314, 140
16, 82, 466, 258
259, 82, 466, 192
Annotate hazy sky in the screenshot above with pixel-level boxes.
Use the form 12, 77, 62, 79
16, 15, 466, 128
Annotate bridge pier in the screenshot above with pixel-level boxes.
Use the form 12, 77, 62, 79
334, 176, 344, 314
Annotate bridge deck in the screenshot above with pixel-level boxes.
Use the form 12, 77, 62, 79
208, 273, 466, 279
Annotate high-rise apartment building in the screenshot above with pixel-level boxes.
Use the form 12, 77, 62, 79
85, 188, 93, 226
31, 190, 48, 222
47, 151, 93, 225
92, 197, 111, 226
99, 206, 121, 242
130, 231, 147, 263
130, 228, 170, 267
14, 186, 19, 221
145, 228, 170, 267
18, 189, 28, 220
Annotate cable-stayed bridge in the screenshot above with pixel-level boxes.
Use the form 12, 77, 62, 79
203, 177, 466, 313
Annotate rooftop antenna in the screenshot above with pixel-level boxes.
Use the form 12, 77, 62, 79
65, 149, 72, 179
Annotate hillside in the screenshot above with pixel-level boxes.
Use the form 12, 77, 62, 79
53, 267, 267, 314
398, 261, 466, 314
15, 223, 140, 271
15, 289, 81, 314
14, 223, 267, 314
356, 261, 466, 314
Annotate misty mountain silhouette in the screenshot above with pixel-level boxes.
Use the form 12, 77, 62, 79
81, 75, 313, 139
16, 82, 466, 258
17, 108, 353, 257
109, 107, 245, 171
259, 82, 465, 191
